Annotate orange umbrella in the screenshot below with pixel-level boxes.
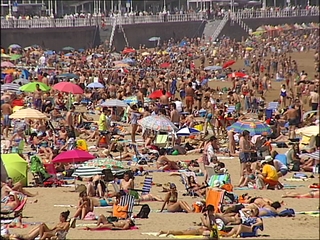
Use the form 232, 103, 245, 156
3, 69, 15, 74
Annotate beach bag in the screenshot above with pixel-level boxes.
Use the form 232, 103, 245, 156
136, 204, 150, 218
113, 204, 129, 219
278, 208, 295, 217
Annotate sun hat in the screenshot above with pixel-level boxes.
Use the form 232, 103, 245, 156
264, 156, 273, 162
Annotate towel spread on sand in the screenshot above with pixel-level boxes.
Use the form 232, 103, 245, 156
155, 210, 187, 213
54, 205, 112, 209
81, 226, 139, 231
234, 184, 304, 190
296, 211, 319, 216
284, 178, 309, 182
141, 233, 204, 239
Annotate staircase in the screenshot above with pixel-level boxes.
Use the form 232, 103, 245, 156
211, 14, 229, 41
203, 19, 222, 39
109, 18, 117, 48
234, 17, 251, 34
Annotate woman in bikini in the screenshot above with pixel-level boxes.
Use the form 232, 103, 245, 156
282, 190, 319, 198
160, 183, 193, 213
187, 175, 206, 197
1, 192, 20, 213
14, 210, 71, 240
73, 191, 94, 220
84, 217, 135, 230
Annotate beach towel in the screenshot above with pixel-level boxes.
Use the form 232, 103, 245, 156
155, 210, 187, 213
234, 184, 304, 190
296, 211, 319, 216
83, 226, 138, 231
84, 212, 96, 221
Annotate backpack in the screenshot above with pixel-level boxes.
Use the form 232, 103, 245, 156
136, 204, 150, 219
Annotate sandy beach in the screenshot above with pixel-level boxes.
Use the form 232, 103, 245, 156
4, 50, 319, 239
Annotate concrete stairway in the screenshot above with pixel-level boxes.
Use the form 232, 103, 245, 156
211, 15, 228, 41
203, 19, 223, 40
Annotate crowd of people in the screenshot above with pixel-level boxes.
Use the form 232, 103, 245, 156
1, 16, 319, 240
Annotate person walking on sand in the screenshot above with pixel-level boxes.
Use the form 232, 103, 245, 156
129, 105, 140, 144
1, 98, 12, 139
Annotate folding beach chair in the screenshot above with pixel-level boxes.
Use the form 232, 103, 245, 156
131, 144, 150, 164
204, 166, 216, 180
208, 173, 231, 187
154, 134, 168, 148
180, 171, 199, 196
267, 102, 279, 112
1, 193, 27, 218
206, 188, 225, 213
129, 175, 153, 205
118, 194, 135, 218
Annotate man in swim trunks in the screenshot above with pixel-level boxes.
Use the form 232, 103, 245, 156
1, 97, 12, 138
185, 82, 195, 113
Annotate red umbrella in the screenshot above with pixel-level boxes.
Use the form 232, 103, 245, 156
228, 72, 248, 78
52, 149, 95, 164
160, 62, 171, 68
122, 48, 136, 54
53, 82, 84, 94
223, 60, 236, 69
149, 90, 173, 99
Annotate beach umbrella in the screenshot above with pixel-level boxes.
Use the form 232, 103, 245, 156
8, 44, 21, 49
204, 65, 222, 71
44, 50, 54, 55
228, 72, 248, 78
1, 83, 21, 92
65, 53, 73, 57
56, 73, 79, 79
222, 60, 236, 69
1, 61, 15, 68
148, 37, 161, 42
296, 125, 319, 137
141, 52, 150, 56
2, 69, 15, 74
245, 47, 254, 51
84, 157, 126, 169
226, 119, 272, 136
9, 108, 47, 119
62, 46, 75, 51
149, 90, 173, 99
78, 48, 85, 52
138, 115, 178, 132
10, 54, 22, 61
160, 62, 171, 68
87, 82, 105, 89
19, 81, 50, 92
122, 47, 135, 54
52, 149, 95, 164
115, 63, 130, 68
20, 69, 30, 80
101, 99, 128, 108
13, 78, 29, 86
53, 82, 83, 94
122, 58, 136, 65
176, 126, 200, 136
1, 154, 28, 184
123, 96, 151, 105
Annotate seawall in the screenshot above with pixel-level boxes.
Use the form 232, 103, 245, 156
1, 26, 100, 50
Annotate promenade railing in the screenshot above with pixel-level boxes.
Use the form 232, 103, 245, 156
1, 9, 319, 29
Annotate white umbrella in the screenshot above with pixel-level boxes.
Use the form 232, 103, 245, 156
138, 115, 178, 132
101, 99, 128, 108
296, 125, 319, 137
1, 83, 21, 92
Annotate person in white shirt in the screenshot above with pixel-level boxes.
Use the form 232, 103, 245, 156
174, 98, 183, 113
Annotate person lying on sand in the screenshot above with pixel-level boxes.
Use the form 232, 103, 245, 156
1, 191, 20, 213
157, 148, 180, 171
160, 183, 193, 213
282, 190, 319, 198
1, 178, 38, 197
157, 205, 217, 237
222, 208, 263, 238
83, 215, 135, 230
14, 210, 71, 240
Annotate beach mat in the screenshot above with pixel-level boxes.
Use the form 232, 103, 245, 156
141, 233, 204, 239
8, 224, 28, 228
284, 178, 309, 182
155, 210, 187, 213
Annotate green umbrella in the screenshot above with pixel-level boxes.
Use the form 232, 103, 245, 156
10, 54, 22, 61
1, 154, 28, 185
19, 81, 50, 92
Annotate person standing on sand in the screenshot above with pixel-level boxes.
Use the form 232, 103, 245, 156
1, 98, 12, 139
283, 106, 299, 140
130, 105, 140, 144
308, 87, 319, 111
33, 83, 43, 111
185, 82, 195, 113
65, 105, 76, 139
239, 130, 253, 178
170, 103, 180, 128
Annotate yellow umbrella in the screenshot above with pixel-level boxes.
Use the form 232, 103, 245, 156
3, 69, 15, 74
9, 108, 47, 119
245, 47, 254, 51
251, 31, 264, 36
162, 51, 169, 55
141, 52, 150, 56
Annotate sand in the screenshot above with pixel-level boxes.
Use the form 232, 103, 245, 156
7, 51, 320, 239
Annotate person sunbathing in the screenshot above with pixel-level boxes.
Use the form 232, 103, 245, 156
282, 190, 320, 198
160, 183, 193, 213
84, 215, 135, 230
1, 192, 20, 213
157, 148, 180, 171
222, 208, 263, 238
1, 178, 37, 197
15, 210, 71, 240
187, 175, 207, 197
73, 191, 94, 220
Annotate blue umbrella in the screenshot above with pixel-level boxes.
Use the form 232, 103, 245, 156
226, 119, 272, 136
78, 48, 85, 52
204, 66, 222, 71
44, 50, 54, 55
56, 73, 79, 79
122, 58, 136, 65
176, 126, 200, 136
65, 53, 73, 57
179, 40, 187, 47
20, 69, 30, 79
149, 37, 160, 42
87, 82, 105, 89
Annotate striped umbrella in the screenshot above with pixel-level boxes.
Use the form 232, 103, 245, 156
138, 115, 178, 132
299, 150, 320, 160
123, 96, 151, 105
84, 158, 126, 169
176, 126, 200, 136
226, 119, 272, 136
1, 83, 21, 92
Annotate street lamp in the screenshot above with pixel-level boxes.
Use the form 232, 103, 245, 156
163, 0, 166, 13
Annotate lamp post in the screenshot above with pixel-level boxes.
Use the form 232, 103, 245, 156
163, 0, 166, 13
8, 0, 12, 17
